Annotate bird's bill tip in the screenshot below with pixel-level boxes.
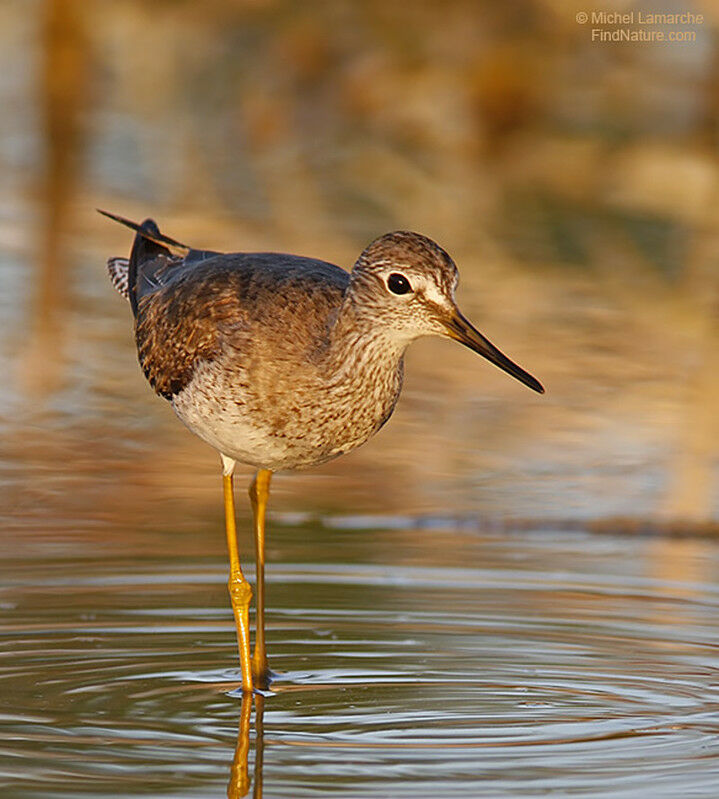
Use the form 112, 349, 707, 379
444, 312, 545, 394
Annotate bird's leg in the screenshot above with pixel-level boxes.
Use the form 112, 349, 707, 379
249, 469, 273, 688
222, 455, 253, 693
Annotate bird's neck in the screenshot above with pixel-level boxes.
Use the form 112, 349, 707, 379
313, 292, 407, 445
323, 292, 408, 388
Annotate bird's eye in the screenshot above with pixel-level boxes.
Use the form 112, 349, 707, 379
387, 273, 412, 295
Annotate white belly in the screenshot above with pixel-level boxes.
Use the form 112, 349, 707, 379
170, 348, 403, 471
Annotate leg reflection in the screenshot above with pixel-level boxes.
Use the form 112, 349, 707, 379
253, 695, 265, 799
227, 693, 265, 799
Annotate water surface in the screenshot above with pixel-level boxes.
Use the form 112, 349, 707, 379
2, 518, 718, 798
1, 3, 719, 796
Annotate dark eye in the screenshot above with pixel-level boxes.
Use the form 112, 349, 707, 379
387, 273, 412, 295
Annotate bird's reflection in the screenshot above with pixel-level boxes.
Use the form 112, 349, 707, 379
227, 693, 265, 799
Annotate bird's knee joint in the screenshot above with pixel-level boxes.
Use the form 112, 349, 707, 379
228, 577, 252, 606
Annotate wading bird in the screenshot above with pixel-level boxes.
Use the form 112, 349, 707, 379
102, 210, 544, 692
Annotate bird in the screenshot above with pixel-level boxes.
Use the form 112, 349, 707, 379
101, 209, 544, 693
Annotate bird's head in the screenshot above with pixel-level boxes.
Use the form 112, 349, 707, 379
349, 231, 544, 394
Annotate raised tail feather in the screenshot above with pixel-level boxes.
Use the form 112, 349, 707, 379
107, 257, 130, 299
97, 209, 190, 258
100, 209, 192, 315
101, 210, 222, 316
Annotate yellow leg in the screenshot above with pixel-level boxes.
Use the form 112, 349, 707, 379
249, 469, 273, 688
223, 458, 253, 693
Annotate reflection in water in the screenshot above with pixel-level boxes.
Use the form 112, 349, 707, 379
0, 521, 718, 797
1, 1, 719, 796
228, 693, 265, 799
228, 693, 252, 799
253, 695, 265, 799
22, 0, 87, 395
226, 687, 267, 799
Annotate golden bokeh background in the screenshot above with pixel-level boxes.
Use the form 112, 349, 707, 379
1, 0, 718, 544
2, 6, 719, 797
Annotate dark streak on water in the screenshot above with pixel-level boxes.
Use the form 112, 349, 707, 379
1, 521, 719, 798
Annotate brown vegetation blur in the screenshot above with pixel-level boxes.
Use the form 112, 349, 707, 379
1, 0, 717, 543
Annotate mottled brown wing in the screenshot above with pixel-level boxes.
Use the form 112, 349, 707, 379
134, 263, 243, 399
134, 253, 349, 400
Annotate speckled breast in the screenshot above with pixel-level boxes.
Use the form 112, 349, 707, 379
171, 351, 404, 471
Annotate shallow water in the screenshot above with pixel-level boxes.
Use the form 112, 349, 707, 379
1, 3, 719, 795
2, 518, 719, 798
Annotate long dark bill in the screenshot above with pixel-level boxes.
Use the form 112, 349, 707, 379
445, 311, 545, 394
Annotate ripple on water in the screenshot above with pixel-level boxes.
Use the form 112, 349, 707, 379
1, 526, 719, 798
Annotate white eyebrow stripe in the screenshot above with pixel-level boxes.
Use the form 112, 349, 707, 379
420, 281, 450, 307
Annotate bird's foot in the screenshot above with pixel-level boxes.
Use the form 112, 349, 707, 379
252, 660, 274, 692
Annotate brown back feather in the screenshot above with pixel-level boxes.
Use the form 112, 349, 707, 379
134, 253, 349, 400
135, 267, 235, 398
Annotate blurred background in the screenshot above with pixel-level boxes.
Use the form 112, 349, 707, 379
3, 2, 719, 797
1, 0, 718, 546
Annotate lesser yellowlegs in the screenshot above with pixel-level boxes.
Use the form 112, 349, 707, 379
101, 209, 544, 692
